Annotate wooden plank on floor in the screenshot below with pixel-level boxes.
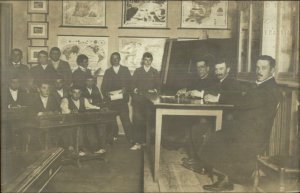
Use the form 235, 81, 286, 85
144, 150, 160, 193
158, 162, 183, 192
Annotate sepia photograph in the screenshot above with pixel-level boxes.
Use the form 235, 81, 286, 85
0, 1, 299, 193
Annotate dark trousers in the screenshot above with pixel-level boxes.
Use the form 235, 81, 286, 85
108, 102, 133, 143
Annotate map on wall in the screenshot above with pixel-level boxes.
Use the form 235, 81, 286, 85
62, 1, 105, 27
181, 1, 228, 29
58, 36, 108, 75
123, 0, 167, 28
119, 37, 166, 74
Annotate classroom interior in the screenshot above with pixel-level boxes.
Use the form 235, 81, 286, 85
1, 1, 299, 193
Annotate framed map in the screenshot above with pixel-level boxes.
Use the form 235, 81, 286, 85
181, 1, 228, 29
62, 1, 106, 27
57, 36, 108, 75
119, 37, 166, 74
122, 0, 167, 28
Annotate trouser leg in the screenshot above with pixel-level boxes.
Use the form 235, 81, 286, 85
118, 104, 133, 143
95, 124, 106, 149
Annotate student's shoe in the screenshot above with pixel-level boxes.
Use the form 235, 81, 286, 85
202, 177, 234, 191
78, 151, 86, 157
130, 143, 141, 150
94, 149, 106, 154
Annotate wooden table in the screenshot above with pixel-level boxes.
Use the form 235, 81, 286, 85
145, 94, 234, 182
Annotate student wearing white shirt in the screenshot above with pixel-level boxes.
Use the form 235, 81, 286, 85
60, 86, 105, 156
52, 74, 69, 105
5, 75, 28, 109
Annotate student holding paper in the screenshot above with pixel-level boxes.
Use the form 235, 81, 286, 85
101, 52, 133, 147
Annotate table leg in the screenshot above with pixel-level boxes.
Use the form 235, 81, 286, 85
76, 126, 81, 168
154, 109, 162, 182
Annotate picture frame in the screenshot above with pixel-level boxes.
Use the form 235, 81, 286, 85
62, 1, 106, 27
57, 35, 109, 75
27, 46, 48, 63
118, 37, 166, 74
27, 22, 48, 39
121, 0, 168, 28
181, 1, 228, 29
28, 0, 48, 14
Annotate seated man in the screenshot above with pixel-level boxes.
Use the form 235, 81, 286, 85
52, 74, 69, 105
31, 81, 60, 115
176, 57, 215, 98
60, 86, 106, 156
131, 52, 160, 150
186, 55, 281, 191
4, 74, 29, 109
81, 74, 103, 107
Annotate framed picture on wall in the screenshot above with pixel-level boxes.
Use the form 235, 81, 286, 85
27, 22, 48, 39
28, 46, 48, 63
57, 36, 108, 75
118, 37, 166, 74
62, 1, 106, 27
122, 0, 168, 28
181, 1, 228, 29
28, 0, 48, 14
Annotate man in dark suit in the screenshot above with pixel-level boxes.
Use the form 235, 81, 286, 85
177, 57, 215, 97
8, 49, 30, 89
131, 52, 160, 150
101, 52, 133, 146
190, 55, 281, 191
82, 74, 103, 107
49, 47, 72, 88
51, 74, 69, 105
4, 75, 29, 109
30, 50, 57, 87
30, 81, 60, 115
72, 54, 92, 89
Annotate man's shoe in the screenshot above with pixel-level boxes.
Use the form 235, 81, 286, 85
130, 143, 141, 150
182, 161, 206, 175
94, 148, 106, 154
202, 178, 234, 191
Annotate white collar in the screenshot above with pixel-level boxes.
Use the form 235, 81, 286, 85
256, 76, 274, 85
113, 65, 120, 73
220, 74, 228, 83
78, 66, 87, 72
143, 65, 151, 72
12, 62, 21, 66
9, 88, 18, 101
57, 89, 64, 97
41, 64, 48, 70
87, 87, 93, 94
9, 88, 18, 93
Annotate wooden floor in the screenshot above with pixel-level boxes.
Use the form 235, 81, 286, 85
144, 148, 250, 192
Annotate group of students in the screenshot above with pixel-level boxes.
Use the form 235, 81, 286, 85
4, 47, 160, 155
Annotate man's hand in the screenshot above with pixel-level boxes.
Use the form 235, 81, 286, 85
189, 90, 204, 98
204, 94, 219, 103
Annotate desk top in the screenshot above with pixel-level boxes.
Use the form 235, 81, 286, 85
144, 94, 234, 109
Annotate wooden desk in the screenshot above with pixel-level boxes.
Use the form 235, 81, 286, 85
33, 110, 117, 166
145, 94, 233, 182
2, 148, 64, 193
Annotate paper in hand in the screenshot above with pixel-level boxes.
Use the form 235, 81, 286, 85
109, 89, 123, 101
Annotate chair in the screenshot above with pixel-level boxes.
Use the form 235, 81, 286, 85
253, 103, 300, 192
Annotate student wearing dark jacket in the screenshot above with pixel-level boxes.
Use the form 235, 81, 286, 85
4, 75, 29, 109
101, 52, 133, 146
72, 54, 92, 89
81, 75, 103, 107
131, 52, 160, 150
49, 47, 72, 88
30, 50, 57, 87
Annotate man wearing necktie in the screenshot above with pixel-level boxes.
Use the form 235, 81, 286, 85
187, 55, 281, 191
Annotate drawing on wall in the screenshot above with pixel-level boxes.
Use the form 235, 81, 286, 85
181, 1, 228, 29
28, 0, 48, 13
119, 37, 166, 74
62, 1, 105, 27
122, 0, 167, 28
27, 22, 48, 39
58, 36, 108, 75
